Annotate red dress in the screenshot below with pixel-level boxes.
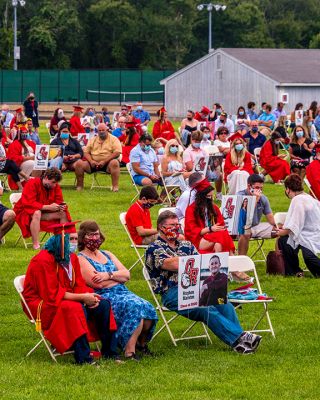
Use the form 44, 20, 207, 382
185, 202, 235, 253
22, 251, 116, 354
69, 115, 83, 137
14, 177, 72, 238
152, 120, 175, 141
259, 140, 290, 183
306, 160, 320, 200
122, 133, 140, 164
7, 139, 36, 190
224, 152, 254, 182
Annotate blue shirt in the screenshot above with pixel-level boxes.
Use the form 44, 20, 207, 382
247, 109, 258, 120
243, 132, 266, 154
112, 127, 124, 138
132, 109, 151, 124
129, 144, 158, 176
237, 189, 272, 227
258, 112, 276, 129
29, 131, 41, 145
145, 236, 198, 295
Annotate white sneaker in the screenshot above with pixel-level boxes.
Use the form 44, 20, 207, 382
240, 332, 262, 351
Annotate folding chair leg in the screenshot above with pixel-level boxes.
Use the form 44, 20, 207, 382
26, 338, 45, 357
265, 305, 275, 338
151, 311, 178, 346
14, 234, 22, 247
201, 323, 213, 344
250, 238, 266, 263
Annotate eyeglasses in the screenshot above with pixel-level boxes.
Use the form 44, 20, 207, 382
85, 232, 100, 238
170, 145, 179, 148
163, 223, 181, 228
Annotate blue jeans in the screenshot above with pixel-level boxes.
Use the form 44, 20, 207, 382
162, 286, 243, 347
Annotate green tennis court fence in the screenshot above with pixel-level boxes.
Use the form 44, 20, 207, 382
0, 69, 174, 104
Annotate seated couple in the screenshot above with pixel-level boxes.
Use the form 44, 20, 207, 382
145, 210, 262, 354
22, 220, 158, 364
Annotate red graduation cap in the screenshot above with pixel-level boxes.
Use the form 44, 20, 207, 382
48, 221, 79, 259
15, 107, 23, 113
201, 106, 210, 115
73, 105, 84, 112
228, 132, 243, 142
19, 126, 28, 133
193, 178, 213, 193
315, 144, 320, 153
157, 106, 167, 114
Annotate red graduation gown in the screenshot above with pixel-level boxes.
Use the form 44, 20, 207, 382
259, 140, 290, 183
13, 177, 72, 238
69, 115, 83, 137
185, 202, 235, 253
152, 120, 176, 141
22, 251, 116, 354
223, 152, 254, 182
306, 160, 320, 200
7, 139, 36, 189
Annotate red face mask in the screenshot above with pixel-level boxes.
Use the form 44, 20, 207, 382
83, 237, 102, 252
161, 226, 180, 241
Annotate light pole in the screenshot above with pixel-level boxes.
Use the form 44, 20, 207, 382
197, 3, 227, 53
12, 0, 26, 70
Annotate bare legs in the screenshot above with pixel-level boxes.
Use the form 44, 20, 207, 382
0, 210, 15, 241
107, 159, 120, 192
124, 319, 153, 357
30, 210, 68, 249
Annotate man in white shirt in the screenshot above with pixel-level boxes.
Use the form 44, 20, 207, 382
214, 112, 234, 135
175, 172, 204, 220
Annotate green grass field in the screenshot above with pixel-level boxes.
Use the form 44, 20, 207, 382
0, 124, 319, 400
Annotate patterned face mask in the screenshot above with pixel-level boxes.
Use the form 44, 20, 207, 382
161, 226, 180, 241
83, 237, 102, 252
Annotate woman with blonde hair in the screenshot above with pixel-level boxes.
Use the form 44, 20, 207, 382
161, 139, 189, 191
224, 137, 254, 194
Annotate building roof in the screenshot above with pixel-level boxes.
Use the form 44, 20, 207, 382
222, 48, 320, 84
161, 48, 320, 85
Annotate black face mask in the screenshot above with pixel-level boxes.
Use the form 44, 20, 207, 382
187, 117, 192, 121
142, 202, 155, 209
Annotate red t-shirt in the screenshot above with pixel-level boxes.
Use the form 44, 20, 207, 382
125, 201, 152, 245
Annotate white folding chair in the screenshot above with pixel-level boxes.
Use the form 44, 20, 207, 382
0, 173, 10, 191
10, 193, 50, 249
304, 177, 317, 199
204, 144, 219, 155
253, 147, 262, 173
119, 212, 147, 270
14, 275, 58, 362
45, 122, 52, 140
143, 267, 212, 346
158, 164, 181, 207
274, 212, 287, 228
228, 256, 275, 337
90, 171, 111, 190
126, 163, 140, 203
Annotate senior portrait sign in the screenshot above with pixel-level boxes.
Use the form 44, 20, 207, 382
178, 252, 229, 310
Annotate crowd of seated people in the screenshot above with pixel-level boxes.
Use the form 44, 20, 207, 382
4, 97, 320, 366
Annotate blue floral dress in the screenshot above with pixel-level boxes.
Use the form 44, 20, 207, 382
79, 251, 158, 349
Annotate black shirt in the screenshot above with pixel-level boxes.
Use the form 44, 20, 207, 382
290, 138, 312, 160
51, 136, 83, 159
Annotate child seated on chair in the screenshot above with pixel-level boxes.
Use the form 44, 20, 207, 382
125, 186, 159, 245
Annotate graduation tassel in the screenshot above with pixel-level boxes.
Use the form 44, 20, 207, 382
35, 300, 43, 332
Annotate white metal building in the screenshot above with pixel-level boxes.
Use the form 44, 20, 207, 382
160, 48, 320, 118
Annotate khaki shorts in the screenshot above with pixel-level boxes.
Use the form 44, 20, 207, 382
245, 222, 273, 239
142, 234, 158, 245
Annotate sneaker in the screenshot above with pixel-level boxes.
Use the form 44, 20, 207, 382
124, 352, 140, 362
233, 342, 255, 355
240, 332, 262, 351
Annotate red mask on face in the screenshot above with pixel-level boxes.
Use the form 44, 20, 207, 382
83, 237, 102, 252
161, 226, 179, 241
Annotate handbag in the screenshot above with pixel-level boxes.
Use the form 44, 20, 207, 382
266, 250, 285, 275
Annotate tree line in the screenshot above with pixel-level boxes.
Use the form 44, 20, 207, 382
0, 0, 319, 70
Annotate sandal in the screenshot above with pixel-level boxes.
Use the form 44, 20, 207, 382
296, 272, 304, 278
136, 344, 154, 356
